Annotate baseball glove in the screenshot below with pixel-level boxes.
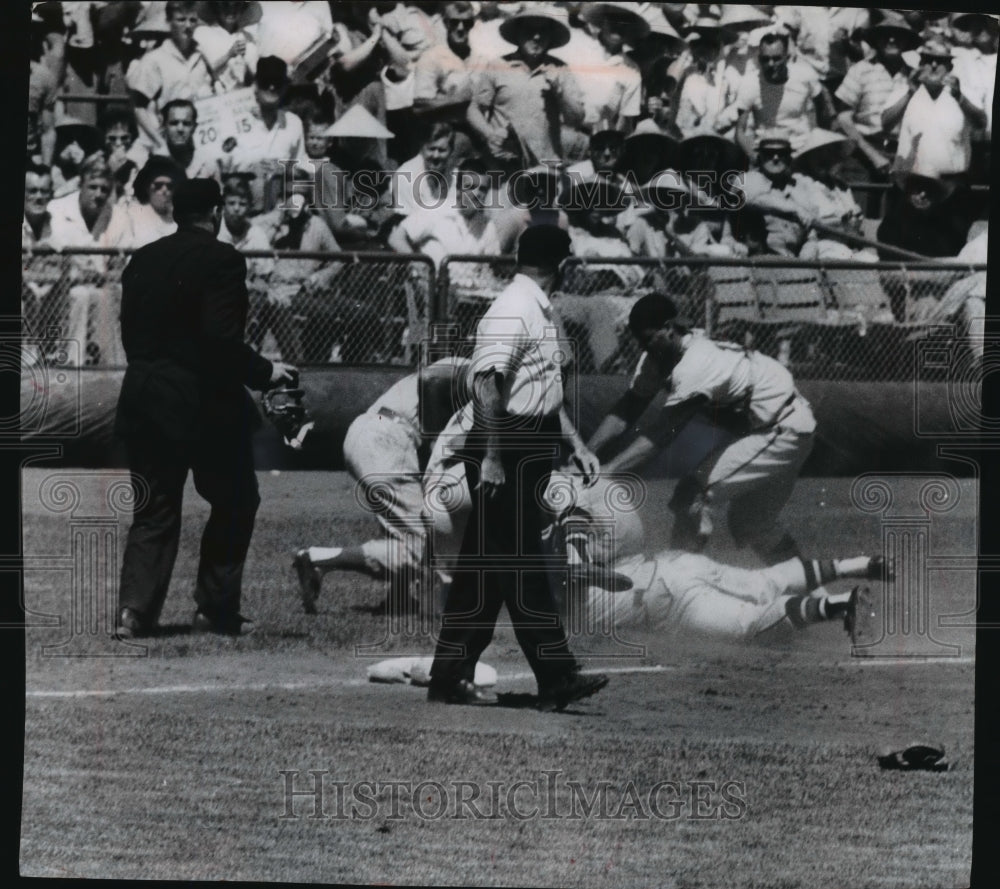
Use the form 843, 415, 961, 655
877, 743, 949, 772
262, 379, 314, 450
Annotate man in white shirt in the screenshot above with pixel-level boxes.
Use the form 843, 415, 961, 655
948, 13, 997, 183
391, 121, 455, 217
126, 0, 216, 153
387, 158, 500, 266
47, 156, 125, 366
894, 39, 987, 180
219, 56, 308, 213
153, 99, 220, 179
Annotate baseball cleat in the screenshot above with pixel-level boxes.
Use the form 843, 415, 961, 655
844, 585, 877, 645
192, 610, 256, 637
867, 555, 895, 582
293, 548, 322, 614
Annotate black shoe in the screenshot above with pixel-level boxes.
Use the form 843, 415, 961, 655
536, 671, 609, 712
116, 607, 155, 639
427, 678, 497, 706
844, 585, 876, 644
867, 555, 896, 582
192, 610, 256, 637
293, 548, 322, 614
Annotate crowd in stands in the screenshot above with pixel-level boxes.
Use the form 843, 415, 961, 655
23, 2, 994, 365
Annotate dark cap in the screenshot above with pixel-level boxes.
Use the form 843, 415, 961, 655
517, 224, 573, 269
255, 55, 289, 89
172, 178, 223, 218
628, 292, 693, 334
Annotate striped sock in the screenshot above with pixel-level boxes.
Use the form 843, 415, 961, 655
800, 559, 838, 590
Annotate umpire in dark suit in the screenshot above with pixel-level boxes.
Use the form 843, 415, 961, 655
115, 178, 296, 637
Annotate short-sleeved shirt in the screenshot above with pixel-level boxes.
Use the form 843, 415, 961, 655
395, 204, 500, 268
472, 52, 585, 164
414, 42, 482, 103
193, 24, 260, 93
676, 62, 744, 137
253, 0, 333, 65
628, 332, 803, 431
126, 38, 216, 107
571, 48, 643, 131
224, 107, 308, 209
735, 60, 822, 151
471, 272, 568, 418
741, 170, 814, 255
391, 154, 451, 217
895, 86, 972, 178
834, 59, 911, 136
951, 46, 996, 136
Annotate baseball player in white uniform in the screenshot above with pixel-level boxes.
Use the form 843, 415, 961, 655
587, 292, 816, 562
559, 495, 889, 644
292, 357, 471, 614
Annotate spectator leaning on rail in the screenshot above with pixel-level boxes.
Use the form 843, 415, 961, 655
126, 0, 217, 154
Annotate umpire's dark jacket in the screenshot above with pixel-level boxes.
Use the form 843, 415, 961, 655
115, 226, 273, 443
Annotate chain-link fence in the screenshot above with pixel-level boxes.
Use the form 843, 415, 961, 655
437, 255, 987, 381
21, 247, 435, 368
21, 248, 985, 380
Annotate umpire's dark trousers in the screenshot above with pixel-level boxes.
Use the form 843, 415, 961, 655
430, 413, 578, 689
118, 429, 260, 625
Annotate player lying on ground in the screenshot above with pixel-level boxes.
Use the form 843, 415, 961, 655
292, 357, 472, 614
563, 511, 890, 644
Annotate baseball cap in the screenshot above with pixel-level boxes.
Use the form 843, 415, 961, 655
172, 178, 223, 218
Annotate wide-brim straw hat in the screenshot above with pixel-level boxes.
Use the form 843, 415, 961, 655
681, 15, 739, 44
131, 1, 170, 35
718, 5, 773, 32
618, 131, 680, 180
863, 11, 923, 52
54, 117, 103, 159
582, 2, 652, 45
792, 128, 851, 167
677, 133, 749, 176
499, 6, 572, 50
197, 1, 262, 29
949, 12, 1000, 34
563, 178, 630, 214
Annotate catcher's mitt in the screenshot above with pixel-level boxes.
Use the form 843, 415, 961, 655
262, 375, 314, 450
877, 743, 949, 772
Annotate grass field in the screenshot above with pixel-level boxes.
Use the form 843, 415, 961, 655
20, 469, 976, 887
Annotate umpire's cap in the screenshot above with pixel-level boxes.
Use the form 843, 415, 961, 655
172, 178, 223, 219
517, 224, 572, 270
628, 292, 693, 334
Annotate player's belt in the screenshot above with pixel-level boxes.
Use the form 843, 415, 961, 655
376, 405, 421, 442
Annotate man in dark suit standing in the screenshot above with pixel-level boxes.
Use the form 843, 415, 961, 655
115, 178, 296, 638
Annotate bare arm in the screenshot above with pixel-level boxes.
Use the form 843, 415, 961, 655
602, 398, 705, 474
836, 110, 891, 172
472, 370, 507, 497
734, 109, 755, 160
560, 406, 599, 486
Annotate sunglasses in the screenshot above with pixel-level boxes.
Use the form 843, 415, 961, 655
25, 187, 52, 195
920, 56, 952, 67
151, 179, 175, 191
759, 149, 791, 159
445, 17, 472, 30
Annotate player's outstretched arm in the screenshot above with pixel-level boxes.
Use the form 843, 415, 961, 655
559, 407, 599, 487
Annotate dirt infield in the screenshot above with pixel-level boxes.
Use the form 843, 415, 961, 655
21, 470, 976, 887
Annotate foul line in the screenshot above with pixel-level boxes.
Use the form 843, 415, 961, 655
25, 658, 974, 700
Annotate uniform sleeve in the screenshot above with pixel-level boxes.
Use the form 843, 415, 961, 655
628, 351, 666, 400
471, 294, 529, 377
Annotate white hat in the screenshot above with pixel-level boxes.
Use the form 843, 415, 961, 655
322, 105, 395, 140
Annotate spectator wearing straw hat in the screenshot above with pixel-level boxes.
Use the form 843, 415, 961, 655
771, 5, 869, 88
466, 5, 586, 167
733, 28, 835, 157
573, 2, 649, 132
893, 37, 986, 181
193, 0, 261, 92
566, 128, 629, 185
948, 12, 997, 184
674, 14, 743, 138
51, 118, 104, 198
740, 134, 816, 257
834, 11, 921, 198
127, 1, 217, 153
